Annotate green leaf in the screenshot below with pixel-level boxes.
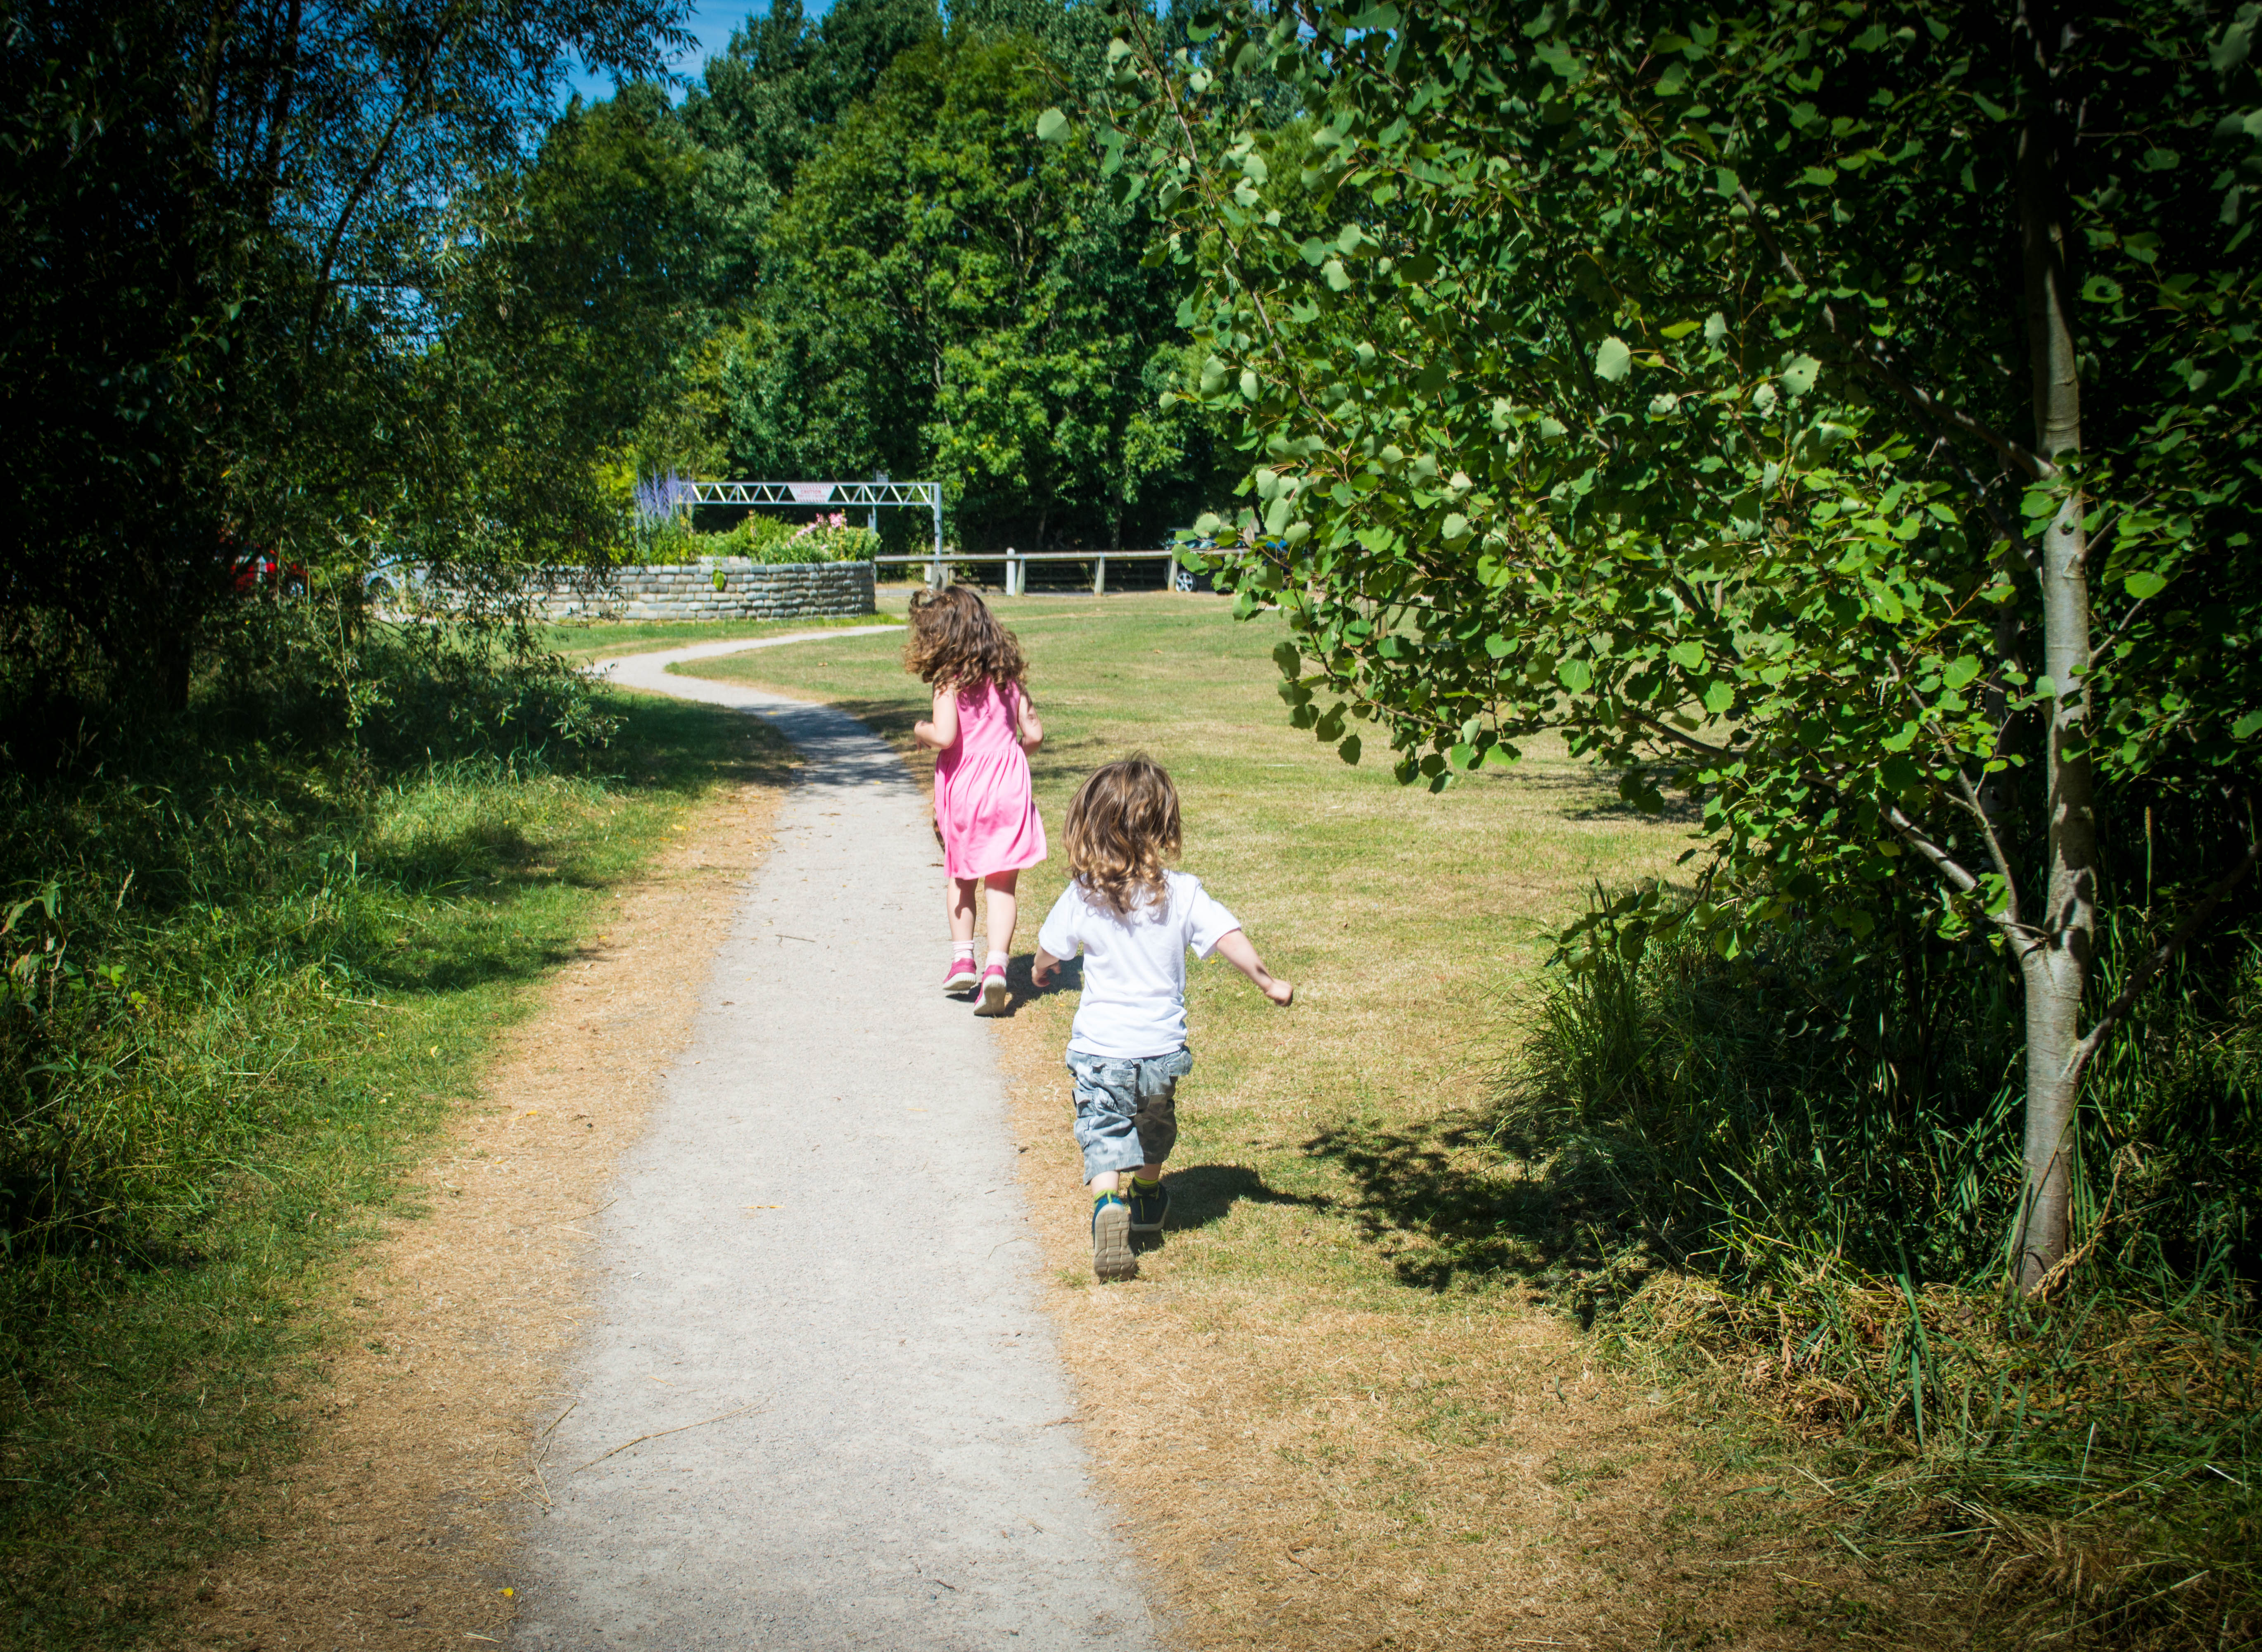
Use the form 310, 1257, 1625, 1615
1660, 320, 1700, 340
1702, 679, 1734, 714
1272, 640, 1301, 677
1557, 657, 1594, 692
1779, 354, 1820, 396
1943, 655, 1983, 691
1035, 107, 1070, 142
1593, 337, 1633, 382
1532, 39, 1585, 82
2124, 570, 2168, 600
1338, 733, 1362, 765
2234, 710, 2262, 740
1668, 640, 1704, 669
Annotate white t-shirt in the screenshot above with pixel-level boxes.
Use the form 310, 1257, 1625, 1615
1036, 870, 1241, 1059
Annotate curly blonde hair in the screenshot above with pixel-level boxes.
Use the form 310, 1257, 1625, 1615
1065, 755, 1181, 919
903, 584, 1028, 692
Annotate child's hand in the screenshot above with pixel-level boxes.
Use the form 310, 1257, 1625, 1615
1214, 929, 1291, 1006
1032, 947, 1062, 989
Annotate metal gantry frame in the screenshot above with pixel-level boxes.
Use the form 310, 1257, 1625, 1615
683, 479, 944, 579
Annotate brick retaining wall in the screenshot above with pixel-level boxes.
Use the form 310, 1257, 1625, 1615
527, 559, 877, 622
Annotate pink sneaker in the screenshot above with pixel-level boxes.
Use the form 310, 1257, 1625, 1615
942, 956, 978, 995
973, 962, 1010, 1017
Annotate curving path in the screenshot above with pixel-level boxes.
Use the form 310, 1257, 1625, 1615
510, 631, 1157, 1651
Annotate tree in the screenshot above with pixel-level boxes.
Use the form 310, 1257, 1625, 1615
563, 0, 1237, 551
1103, 0, 2262, 1285
0, 0, 688, 722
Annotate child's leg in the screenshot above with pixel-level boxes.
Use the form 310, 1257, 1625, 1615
1070, 1054, 1143, 1281
1125, 1049, 1191, 1233
1070, 1057, 1143, 1189
981, 869, 1018, 960
946, 876, 978, 953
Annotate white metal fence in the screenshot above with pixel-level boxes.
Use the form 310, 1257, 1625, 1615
871, 548, 1180, 594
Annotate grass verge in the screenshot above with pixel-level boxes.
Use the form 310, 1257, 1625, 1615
0, 688, 790, 1651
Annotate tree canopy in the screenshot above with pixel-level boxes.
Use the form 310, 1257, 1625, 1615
1100, 0, 2262, 1283
0, 0, 691, 722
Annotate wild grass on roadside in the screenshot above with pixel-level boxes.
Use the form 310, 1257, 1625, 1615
1485, 915, 2262, 1649
0, 627, 786, 1650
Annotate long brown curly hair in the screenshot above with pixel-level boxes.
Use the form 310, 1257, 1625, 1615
903, 584, 1028, 692
1065, 755, 1181, 919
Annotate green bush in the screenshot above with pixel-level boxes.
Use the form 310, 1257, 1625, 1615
1503, 915, 2261, 1298
616, 513, 878, 566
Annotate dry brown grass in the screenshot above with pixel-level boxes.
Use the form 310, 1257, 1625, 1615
164, 722, 792, 1652
987, 1006, 1981, 1651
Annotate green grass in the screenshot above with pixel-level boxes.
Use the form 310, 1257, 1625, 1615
544, 612, 900, 664
680, 589, 1680, 1260
0, 688, 790, 1650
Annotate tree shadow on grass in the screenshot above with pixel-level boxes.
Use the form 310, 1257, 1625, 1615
1500, 766, 1704, 826
1162, 1163, 1324, 1231
1306, 1108, 1647, 1312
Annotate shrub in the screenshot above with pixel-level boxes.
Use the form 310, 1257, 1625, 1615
616, 511, 877, 566
1495, 904, 2262, 1647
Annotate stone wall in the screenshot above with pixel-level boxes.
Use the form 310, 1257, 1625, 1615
527, 559, 876, 622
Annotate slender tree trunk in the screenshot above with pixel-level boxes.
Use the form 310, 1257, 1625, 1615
2013, 1, 2096, 1291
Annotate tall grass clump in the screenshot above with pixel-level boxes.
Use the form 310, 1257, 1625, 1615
1498, 901, 2261, 1646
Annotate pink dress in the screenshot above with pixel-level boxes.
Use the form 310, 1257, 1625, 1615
933, 679, 1047, 880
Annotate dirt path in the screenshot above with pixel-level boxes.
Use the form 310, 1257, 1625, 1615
506, 639, 1155, 1650
175, 700, 794, 1652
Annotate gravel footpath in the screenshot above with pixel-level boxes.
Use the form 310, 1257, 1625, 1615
510, 632, 1157, 1651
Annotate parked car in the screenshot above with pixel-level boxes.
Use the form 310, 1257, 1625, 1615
223, 544, 306, 596
1172, 535, 1276, 593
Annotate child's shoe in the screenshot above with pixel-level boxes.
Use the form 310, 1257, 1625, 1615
1127, 1175, 1170, 1233
1091, 1193, 1136, 1282
942, 955, 979, 995
973, 961, 1010, 1017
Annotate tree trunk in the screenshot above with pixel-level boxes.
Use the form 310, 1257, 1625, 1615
2013, 2, 2096, 1291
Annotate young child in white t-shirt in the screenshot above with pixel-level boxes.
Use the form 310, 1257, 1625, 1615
1032, 755, 1292, 1282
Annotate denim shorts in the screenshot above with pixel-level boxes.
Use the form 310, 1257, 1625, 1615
1067, 1047, 1193, 1181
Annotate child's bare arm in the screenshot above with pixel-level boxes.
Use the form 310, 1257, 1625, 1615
1213, 930, 1292, 1005
1016, 690, 1044, 753
912, 686, 959, 750
1032, 945, 1064, 988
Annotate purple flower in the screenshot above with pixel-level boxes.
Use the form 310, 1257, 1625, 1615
633, 469, 695, 528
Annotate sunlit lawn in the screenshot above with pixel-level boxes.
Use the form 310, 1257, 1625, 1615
679, 587, 1680, 1199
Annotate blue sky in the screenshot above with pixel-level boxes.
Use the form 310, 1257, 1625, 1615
561, 0, 833, 107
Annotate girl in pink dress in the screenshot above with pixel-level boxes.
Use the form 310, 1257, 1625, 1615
907, 585, 1048, 1015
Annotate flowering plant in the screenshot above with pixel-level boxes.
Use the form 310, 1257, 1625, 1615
631, 469, 695, 529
